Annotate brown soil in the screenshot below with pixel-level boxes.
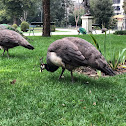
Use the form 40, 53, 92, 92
75, 62, 126, 77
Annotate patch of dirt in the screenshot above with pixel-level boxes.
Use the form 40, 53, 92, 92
75, 61, 126, 78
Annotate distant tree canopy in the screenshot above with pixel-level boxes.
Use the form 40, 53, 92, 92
69, 6, 84, 27
50, 0, 73, 26
0, 0, 73, 26
0, 1, 11, 23
90, 0, 114, 28
0, 0, 114, 28
1, 0, 39, 24
123, 0, 126, 14
50, 0, 65, 23
3, 0, 23, 24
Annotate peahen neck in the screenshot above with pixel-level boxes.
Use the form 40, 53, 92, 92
45, 64, 59, 72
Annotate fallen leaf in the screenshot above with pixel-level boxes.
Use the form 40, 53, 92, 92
86, 81, 89, 84
89, 90, 92, 94
62, 104, 65, 106
10, 79, 16, 84
80, 99, 84, 102
83, 106, 86, 109
93, 102, 96, 106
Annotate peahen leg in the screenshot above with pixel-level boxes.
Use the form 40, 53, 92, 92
71, 71, 74, 83
59, 68, 65, 79
6, 49, 9, 58
2, 49, 6, 56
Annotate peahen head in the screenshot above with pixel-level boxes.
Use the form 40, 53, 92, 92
40, 57, 45, 72
40, 57, 59, 72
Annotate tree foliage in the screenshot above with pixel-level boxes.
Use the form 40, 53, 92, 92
0, 0, 73, 26
50, 0, 73, 26
0, 1, 11, 23
3, 0, 23, 24
72, 6, 84, 28
123, 0, 126, 14
90, 0, 114, 28
2, 0, 38, 24
50, 0, 65, 23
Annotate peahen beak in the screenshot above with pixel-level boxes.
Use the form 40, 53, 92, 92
40, 64, 45, 72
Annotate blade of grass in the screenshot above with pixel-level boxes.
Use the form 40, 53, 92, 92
89, 34, 101, 53
104, 31, 107, 59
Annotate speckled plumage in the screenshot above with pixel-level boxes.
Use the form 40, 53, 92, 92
42, 37, 115, 81
0, 29, 34, 57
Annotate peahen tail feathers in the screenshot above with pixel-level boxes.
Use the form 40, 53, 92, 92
101, 65, 116, 76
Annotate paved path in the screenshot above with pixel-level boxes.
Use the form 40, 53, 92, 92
23, 28, 115, 36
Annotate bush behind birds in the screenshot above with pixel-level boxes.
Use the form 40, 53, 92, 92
12, 24, 18, 29
21, 21, 29, 32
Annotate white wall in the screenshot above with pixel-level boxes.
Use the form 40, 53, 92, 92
113, 0, 124, 15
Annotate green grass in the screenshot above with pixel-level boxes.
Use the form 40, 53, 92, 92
0, 35, 126, 126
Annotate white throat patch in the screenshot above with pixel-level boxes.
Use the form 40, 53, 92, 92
41, 64, 45, 69
50, 52, 65, 67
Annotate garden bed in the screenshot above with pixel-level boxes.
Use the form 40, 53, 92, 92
75, 61, 126, 77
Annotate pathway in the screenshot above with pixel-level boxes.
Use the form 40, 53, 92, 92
23, 28, 115, 36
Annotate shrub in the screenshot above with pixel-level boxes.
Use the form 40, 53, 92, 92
21, 21, 29, 32
50, 25, 55, 32
93, 26, 101, 30
12, 24, 18, 29
109, 48, 126, 70
114, 30, 126, 35
108, 18, 117, 29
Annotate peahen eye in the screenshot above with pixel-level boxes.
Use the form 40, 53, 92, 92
40, 64, 45, 69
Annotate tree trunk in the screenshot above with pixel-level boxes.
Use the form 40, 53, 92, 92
13, 17, 18, 25
74, 9, 79, 30
42, 0, 50, 37
75, 15, 79, 30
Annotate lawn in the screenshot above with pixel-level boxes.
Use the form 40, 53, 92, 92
0, 34, 126, 126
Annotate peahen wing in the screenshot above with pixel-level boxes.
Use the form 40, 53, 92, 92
58, 41, 87, 67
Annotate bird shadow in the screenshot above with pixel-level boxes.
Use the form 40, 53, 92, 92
0, 52, 33, 60
48, 72, 117, 90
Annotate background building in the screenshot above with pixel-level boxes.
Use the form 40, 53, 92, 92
112, 0, 126, 30
112, 0, 124, 15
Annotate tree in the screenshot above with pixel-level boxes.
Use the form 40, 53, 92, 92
1, 0, 73, 26
19, 0, 37, 22
73, 2, 84, 29
68, 1, 84, 28
0, 1, 11, 24
74, 8, 80, 29
50, 0, 72, 27
2, 0, 38, 24
90, 0, 114, 28
123, 0, 126, 14
42, 0, 50, 37
50, 0, 65, 26
3, 0, 23, 24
